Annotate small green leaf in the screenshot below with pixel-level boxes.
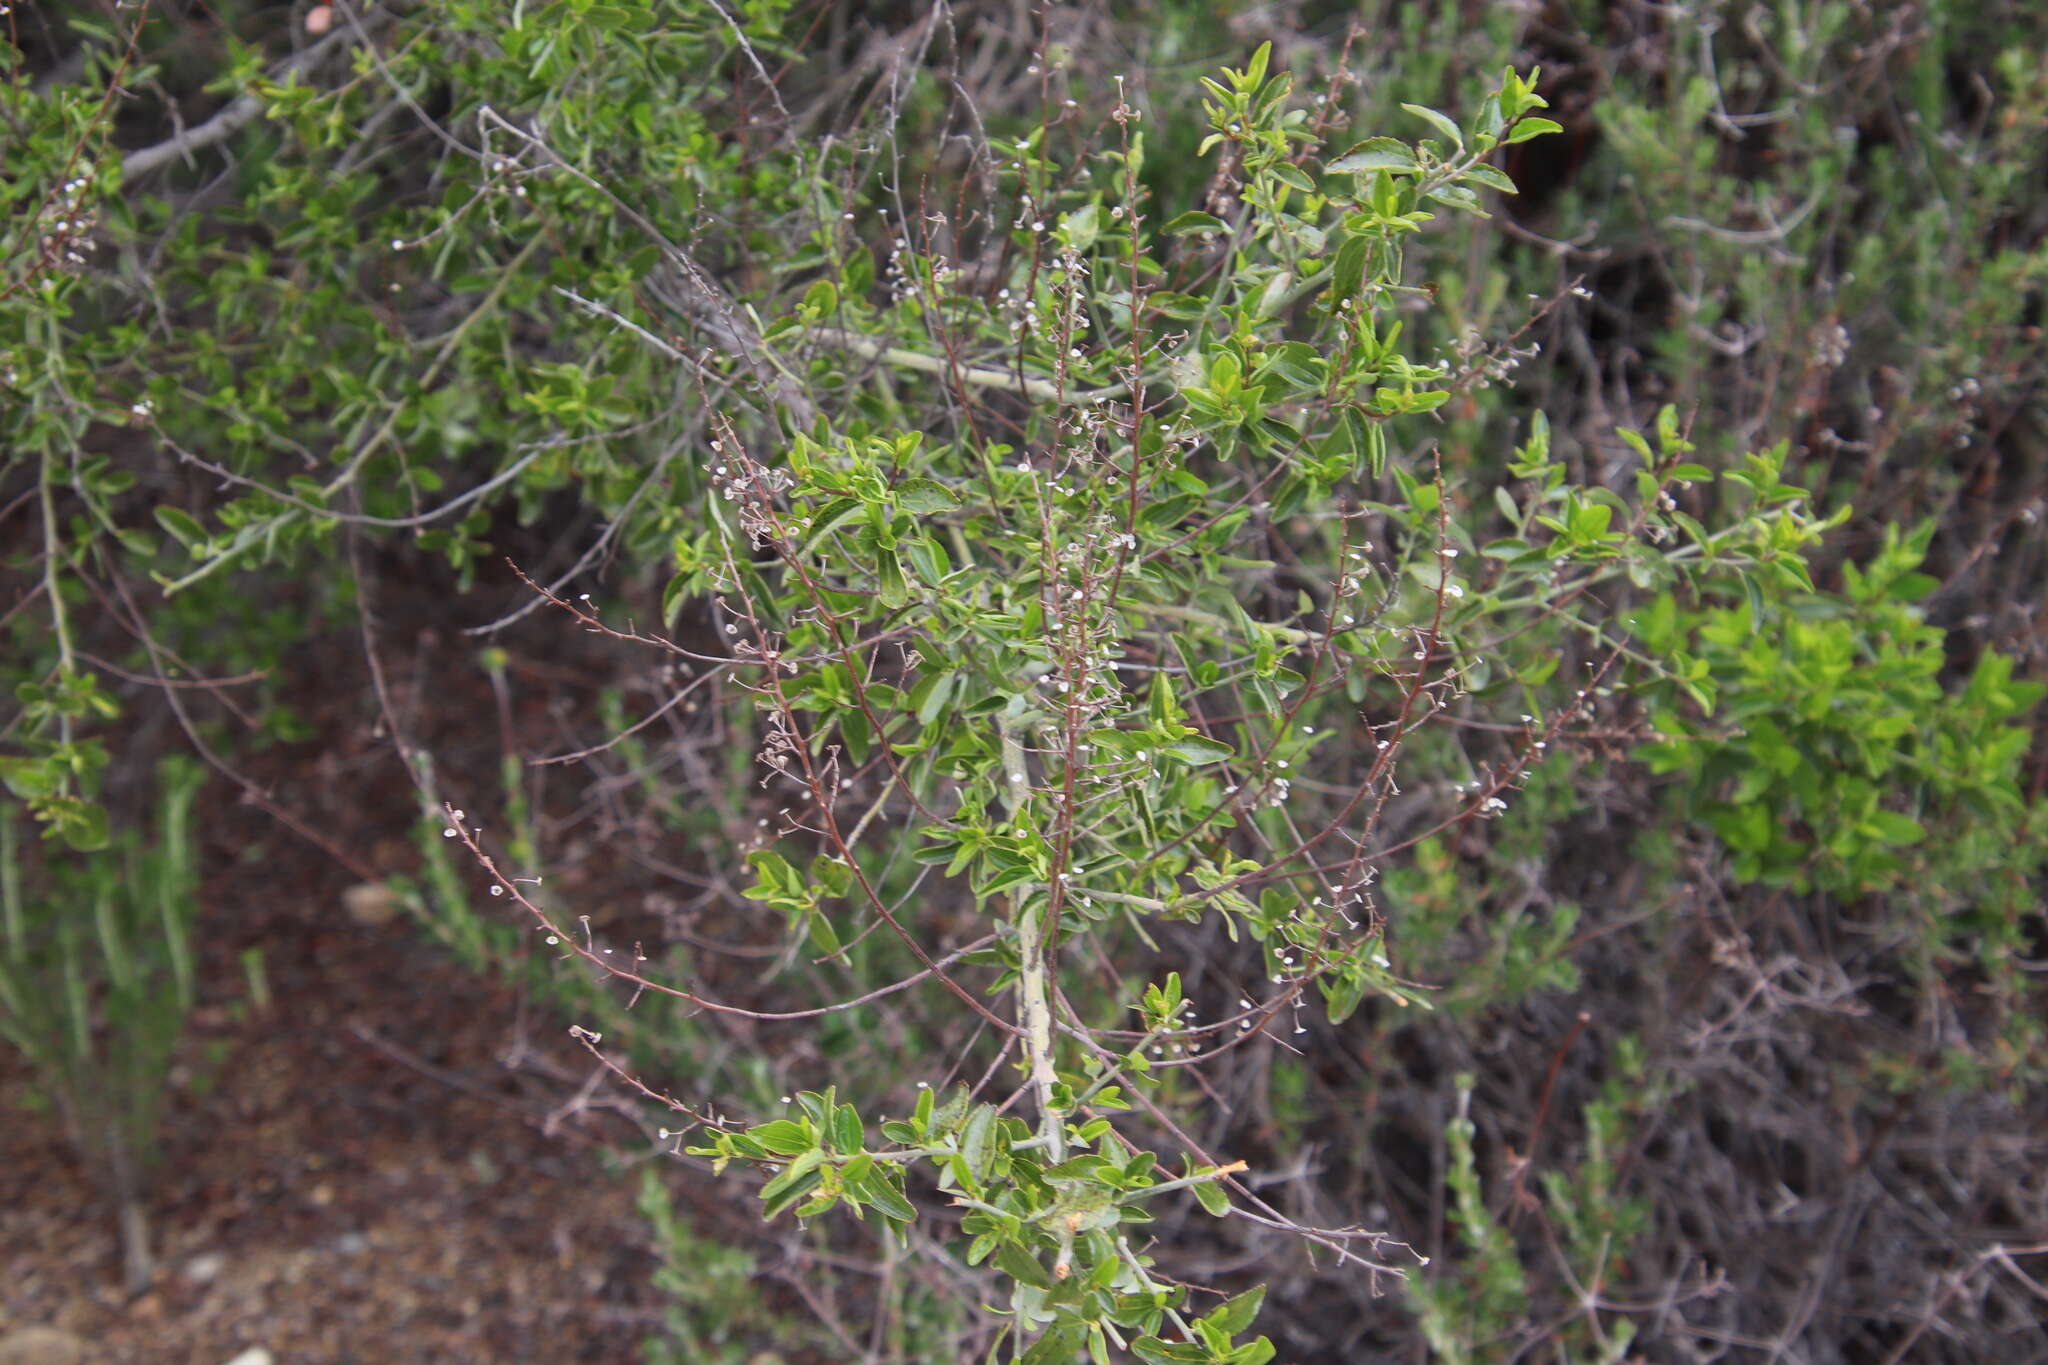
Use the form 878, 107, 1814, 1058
1505, 116, 1564, 144
155, 506, 206, 550
1060, 203, 1101, 250
750, 1119, 812, 1156
661, 574, 691, 626
759, 1148, 825, 1219
896, 478, 959, 514
1203, 1285, 1266, 1336
862, 1171, 917, 1221
48, 797, 111, 852
1461, 162, 1518, 193
1021, 1325, 1086, 1365
995, 1241, 1053, 1290
0, 756, 56, 799
1163, 211, 1228, 236
1163, 735, 1234, 764
1327, 137, 1416, 175
1865, 810, 1925, 846
1329, 236, 1368, 306
831, 1101, 864, 1154
743, 849, 802, 902
960, 1104, 996, 1182
876, 549, 911, 608
1400, 103, 1464, 147
1266, 163, 1315, 194
801, 497, 866, 553
808, 909, 843, 957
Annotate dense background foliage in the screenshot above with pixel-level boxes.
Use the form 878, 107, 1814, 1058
4, 1, 2045, 1361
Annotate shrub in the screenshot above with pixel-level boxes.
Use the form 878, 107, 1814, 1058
428, 41, 1847, 1360
6, 3, 2041, 1357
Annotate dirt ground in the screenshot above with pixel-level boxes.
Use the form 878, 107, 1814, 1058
1, 592, 699, 1365
0, 872, 676, 1365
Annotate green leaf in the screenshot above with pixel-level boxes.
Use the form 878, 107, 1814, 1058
905, 534, 952, 586
831, 1101, 864, 1154
155, 506, 206, 551
896, 478, 959, 514
1327, 137, 1416, 175
978, 862, 1039, 897
1148, 667, 1177, 726
801, 497, 866, 552
1163, 735, 1234, 764
759, 1148, 825, 1219
1461, 162, 1518, 193
1163, 211, 1228, 236
750, 1119, 812, 1156
743, 849, 803, 902
860, 1168, 916, 1221
1208, 350, 1242, 393
808, 909, 843, 957
1203, 1285, 1266, 1336
661, 574, 691, 626
1400, 102, 1464, 147
1266, 163, 1315, 194
1021, 1324, 1086, 1365
1242, 41, 1271, 90
994, 1241, 1053, 1290
1060, 203, 1101, 250
960, 1103, 996, 1182
876, 549, 911, 609
1329, 236, 1369, 306
1505, 116, 1564, 144
0, 755, 58, 799
47, 797, 111, 852
1321, 966, 1367, 1025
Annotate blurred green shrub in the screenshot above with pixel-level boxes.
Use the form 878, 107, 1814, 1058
1408, 1052, 1656, 1365
1641, 522, 2042, 904
0, 757, 204, 1293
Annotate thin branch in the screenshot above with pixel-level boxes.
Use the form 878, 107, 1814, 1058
121, 25, 369, 180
